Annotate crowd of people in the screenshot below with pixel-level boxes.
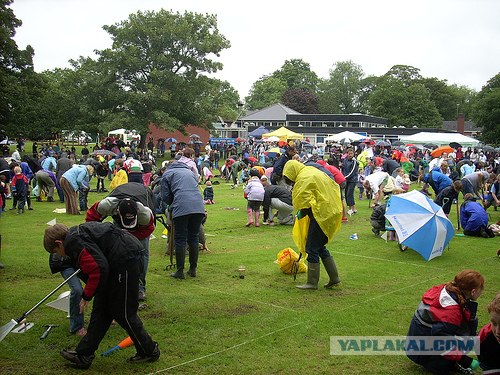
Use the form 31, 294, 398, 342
1, 136, 499, 371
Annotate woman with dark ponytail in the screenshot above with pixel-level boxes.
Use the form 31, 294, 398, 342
406, 269, 484, 374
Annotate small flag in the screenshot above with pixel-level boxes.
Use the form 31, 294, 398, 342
46, 291, 70, 313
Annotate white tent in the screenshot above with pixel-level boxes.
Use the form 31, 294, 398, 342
108, 128, 139, 137
107, 128, 141, 143
400, 132, 480, 147
324, 131, 368, 142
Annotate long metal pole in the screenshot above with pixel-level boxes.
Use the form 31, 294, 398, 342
15, 269, 81, 322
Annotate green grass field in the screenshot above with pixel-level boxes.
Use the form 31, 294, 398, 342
0, 169, 499, 374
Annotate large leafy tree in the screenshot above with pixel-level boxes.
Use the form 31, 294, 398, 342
272, 58, 318, 91
245, 76, 287, 110
472, 73, 500, 145
420, 77, 464, 120
448, 84, 477, 120
0, 0, 39, 138
368, 65, 442, 127
318, 60, 366, 114
384, 64, 422, 86
245, 58, 318, 110
94, 9, 232, 141
357, 75, 379, 113
282, 88, 318, 113
208, 79, 240, 122
69, 57, 128, 135
368, 79, 442, 128
32, 60, 125, 139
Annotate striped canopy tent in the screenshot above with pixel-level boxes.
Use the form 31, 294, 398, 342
261, 127, 304, 141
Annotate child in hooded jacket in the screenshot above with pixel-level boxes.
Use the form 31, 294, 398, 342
244, 168, 265, 227
11, 166, 29, 213
478, 293, 500, 373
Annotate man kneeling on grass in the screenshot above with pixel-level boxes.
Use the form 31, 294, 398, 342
43, 222, 159, 369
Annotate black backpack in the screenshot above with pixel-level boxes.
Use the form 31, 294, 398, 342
107, 182, 156, 214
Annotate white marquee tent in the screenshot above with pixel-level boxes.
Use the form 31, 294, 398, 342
400, 132, 480, 147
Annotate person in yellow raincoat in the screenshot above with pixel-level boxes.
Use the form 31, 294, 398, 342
283, 160, 343, 290
110, 159, 128, 190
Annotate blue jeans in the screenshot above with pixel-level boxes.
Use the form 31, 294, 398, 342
61, 267, 84, 333
78, 188, 88, 211
461, 178, 474, 196
305, 215, 331, 263
139, 237, 149, 293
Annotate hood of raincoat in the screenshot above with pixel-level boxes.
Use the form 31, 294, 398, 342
283, 160, 342, 242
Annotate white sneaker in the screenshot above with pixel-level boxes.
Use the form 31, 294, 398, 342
347, 209, 353, 216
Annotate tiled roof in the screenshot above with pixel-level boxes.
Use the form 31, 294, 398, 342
442, 121, 481, 132
240, 103, 300, 122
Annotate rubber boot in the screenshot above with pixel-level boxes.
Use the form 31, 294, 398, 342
187, 242, 198, 277
296, 262, 320, 290
246, 208, 254, 227
322, 256, 340, 288
254, 211, 260, 227
171, 246, 185, 279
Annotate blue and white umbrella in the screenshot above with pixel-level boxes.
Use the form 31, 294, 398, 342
385, 190, 455, 261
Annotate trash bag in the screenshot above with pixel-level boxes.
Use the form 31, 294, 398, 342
292, 215, 310, 256
276, 248, 307, 275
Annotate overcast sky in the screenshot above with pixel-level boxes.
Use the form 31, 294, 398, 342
10, 0, 500, 99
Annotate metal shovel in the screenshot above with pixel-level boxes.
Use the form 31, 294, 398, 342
0, 269, 80, 342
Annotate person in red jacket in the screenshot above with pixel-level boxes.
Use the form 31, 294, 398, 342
478, 293, 500, 373
43, 222, 159, 369
11, 166, 29, 214
406, 269, 484, 374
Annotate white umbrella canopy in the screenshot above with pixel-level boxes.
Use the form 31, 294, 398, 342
263, 136, 280, 142
385, 190, 455, 261
324, 131, 368, 143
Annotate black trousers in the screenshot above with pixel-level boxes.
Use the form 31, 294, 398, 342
345, 180, 356, 207
173, 213, 204, 270
76, 259, 155, 357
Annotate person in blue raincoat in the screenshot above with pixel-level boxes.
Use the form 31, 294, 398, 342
421, 168, 452, 196
283, 160, 342, 290
460, 193, 494, 238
